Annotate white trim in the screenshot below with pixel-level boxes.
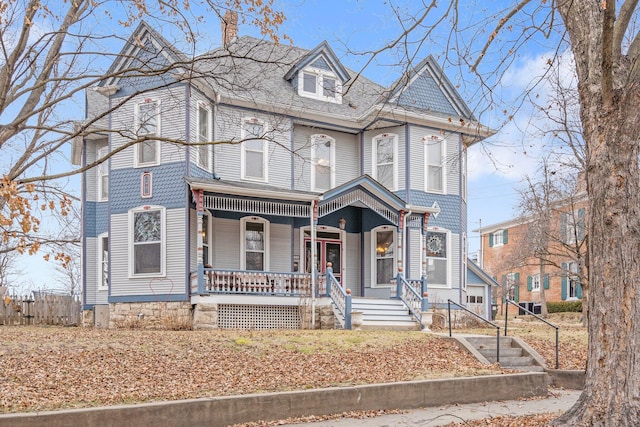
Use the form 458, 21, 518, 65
97, 145, 109, 202
240, 216, 270, 271
424, 227, 451, 288
128, 205, 166, 278
462, 232, 467, 290
310, 134, 336, 192
424, 134, 445, 194
240, 117, 269, 182
97, 233, 109, 291
372, 133, 398, 191
297, 66, 342, 104
461, 146, 467, 201
202, 212, 212, 265
531, 273, 541, 292
196, 103, 212, 171
140, 171, 152, 198
134, 99, 161, 168
371, 225, 397, 288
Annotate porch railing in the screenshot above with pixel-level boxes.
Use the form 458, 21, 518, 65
396, 276, 427, 325
326, 266, 352, 329
194, 268, 312, 296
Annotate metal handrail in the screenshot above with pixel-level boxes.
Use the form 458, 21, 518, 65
448, 299, 501, 363
504, 299, 559, 369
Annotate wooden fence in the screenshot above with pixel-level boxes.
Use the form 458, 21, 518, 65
1, 293, 81, 326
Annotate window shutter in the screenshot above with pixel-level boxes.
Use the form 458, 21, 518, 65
544, 274, 550, 289
560, 213, 567, 244
577, 208, 586, 242
527, 276, 532, 291
489, 233, 494, 247
501, 275, 506, 302
514, 284, 520, 302
514, 272, 520, 283
561, 262, 568, 300
576, 277, 583, 299
503, 229, 508, 245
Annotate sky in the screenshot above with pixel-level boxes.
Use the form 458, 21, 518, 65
8, 0, 568, 290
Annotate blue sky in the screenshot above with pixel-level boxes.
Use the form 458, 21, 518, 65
11, 0, 563, 289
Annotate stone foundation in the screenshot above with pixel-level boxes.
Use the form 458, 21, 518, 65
109, 301, 193, 329
315, 303, 336, 329
193, 303, 218, 329
81, 309, 94, 328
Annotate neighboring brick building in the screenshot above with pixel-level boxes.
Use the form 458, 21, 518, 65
475, 193, 587, 315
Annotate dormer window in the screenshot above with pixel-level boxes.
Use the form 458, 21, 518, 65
298, 67, 342, 103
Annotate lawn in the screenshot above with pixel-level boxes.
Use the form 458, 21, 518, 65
0, 327, 502, 414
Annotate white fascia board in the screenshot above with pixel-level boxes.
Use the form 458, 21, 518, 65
188, 180, 319, 203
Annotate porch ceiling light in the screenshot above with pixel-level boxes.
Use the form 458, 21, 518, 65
338, 217, 346, 230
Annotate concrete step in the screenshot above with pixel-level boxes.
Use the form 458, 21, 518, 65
344, 297, 420, 331
478, 348, 523, 358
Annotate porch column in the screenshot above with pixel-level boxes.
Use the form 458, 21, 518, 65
310, 200, 318, 329
196, 189, 205, 295
396, 210, 405, 298
421, 212, 431, 311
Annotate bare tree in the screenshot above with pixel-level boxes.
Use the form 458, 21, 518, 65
355, 0, 640, 423
0, 1, 287, 266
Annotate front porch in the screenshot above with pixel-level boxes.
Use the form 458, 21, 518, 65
187, 175, 439, 330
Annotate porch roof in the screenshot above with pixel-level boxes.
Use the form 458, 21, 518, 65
186, 177, 318, 202
320, 175, 441, 216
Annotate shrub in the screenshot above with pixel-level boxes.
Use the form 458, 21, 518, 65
547, 301, 582, 313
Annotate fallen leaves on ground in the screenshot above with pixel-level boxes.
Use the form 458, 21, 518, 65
0, 327, 502, 414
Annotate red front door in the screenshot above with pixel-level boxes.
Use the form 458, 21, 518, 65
304, 233, 342, 283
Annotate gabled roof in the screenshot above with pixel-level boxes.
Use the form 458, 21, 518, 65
100, 21, 187, 88
386, 55, 476, 121
468, 260, 499, 287
283, 41, 351, 84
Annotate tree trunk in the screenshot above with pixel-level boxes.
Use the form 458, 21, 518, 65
554, 2, 640, 424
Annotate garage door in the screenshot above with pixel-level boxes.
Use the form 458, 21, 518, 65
466, 285, 486, 316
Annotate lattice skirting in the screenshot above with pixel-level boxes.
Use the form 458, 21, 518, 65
217, 304, 302, 329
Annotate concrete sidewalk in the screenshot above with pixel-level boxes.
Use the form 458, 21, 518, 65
288, 389, 581, 426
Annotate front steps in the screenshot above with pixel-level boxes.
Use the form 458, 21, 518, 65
349, 298, 420, 331
462, 335, 546, 372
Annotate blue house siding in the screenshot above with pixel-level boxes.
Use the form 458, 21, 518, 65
396, 72, 458, 115
109, 162, 188, 214
398, 190, 462, 234
83, 202, 109, 238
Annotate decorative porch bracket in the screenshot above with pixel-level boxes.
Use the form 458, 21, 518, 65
319, 188, 398, 224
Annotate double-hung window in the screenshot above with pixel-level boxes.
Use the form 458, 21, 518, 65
241, 216, 269, 271
299, 67, 342, 103
426, 230, 449, 287
530, 274, 541, 292
373, 134, 397, 190
311, 134, 335, 191
197, 104, 211, 171
97, 146, 109, 201
373, 226, 395, 287
425, 135, 444, 193
241, 119, 267, 181
129, 206, 165, 277
98, 233, 109, 291
135, 100, 160, 167
490, 229, 507, 247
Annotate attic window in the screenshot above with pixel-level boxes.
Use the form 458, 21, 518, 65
298, 67, 342, 104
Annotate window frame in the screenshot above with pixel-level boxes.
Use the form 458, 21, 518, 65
568, 260, 580, 299
134, 99, 161, 168
492, 230, 505, 247
298, 66, 342, 103
424, 135, 445, 194
196, 103, 212, 171
240, 118, 268, 182
425, 228, 450, 288
372, 133, 398, 191
531, 274, 541, 292
372, 225, 397, 288
240, 216, 270, 271
97, 233, 109, 291
97, 145, 109, 202
310, 134, 336, 192
128, 205, 166, 278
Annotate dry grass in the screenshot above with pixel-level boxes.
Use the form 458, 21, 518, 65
0, 327, 504, 414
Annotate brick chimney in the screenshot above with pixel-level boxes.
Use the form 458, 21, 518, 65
221, 10, 238, 49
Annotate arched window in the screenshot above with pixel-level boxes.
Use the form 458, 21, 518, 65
240, 216, 270, 271
310, 134, 335, 191
372, 133, 398, 190
372, 225, 396, 287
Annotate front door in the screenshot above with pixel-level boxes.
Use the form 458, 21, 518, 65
304, 231, 342, 283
